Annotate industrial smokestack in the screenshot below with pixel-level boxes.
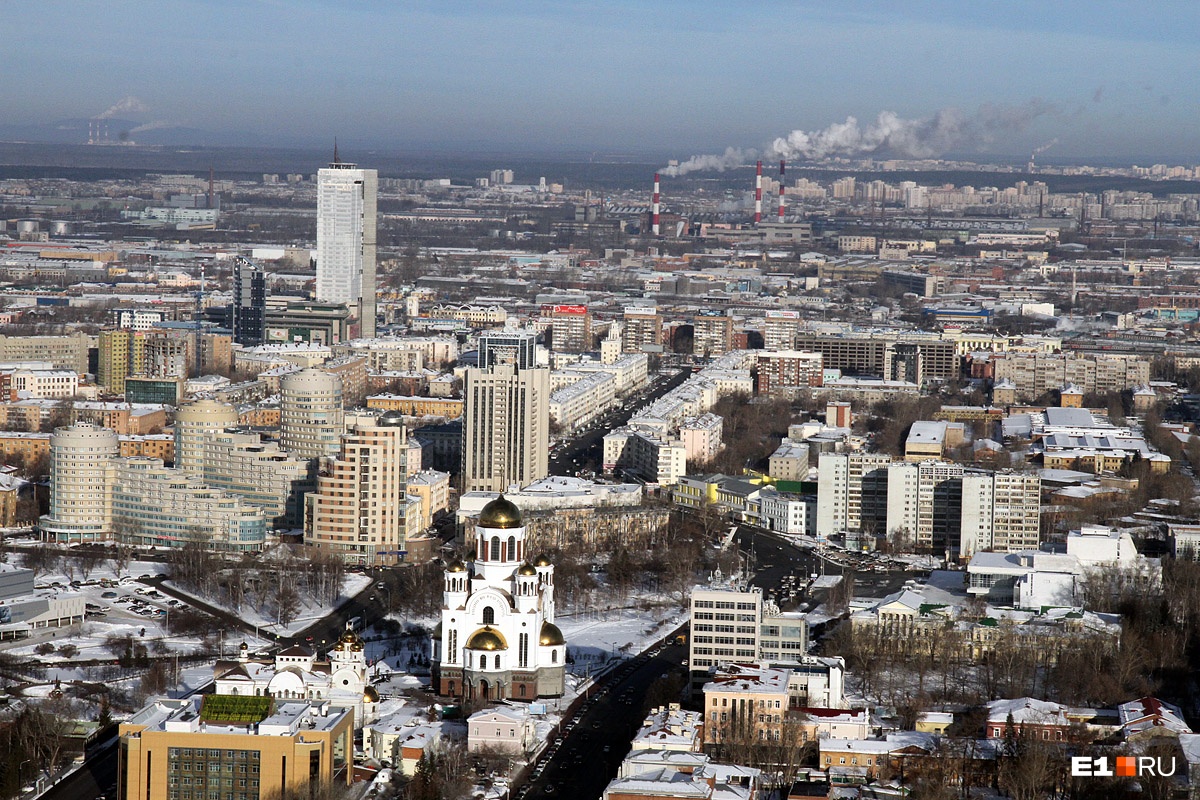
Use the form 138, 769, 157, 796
777, 160, 786, 222
651, 172, 661, 236
754, 161, 763, 225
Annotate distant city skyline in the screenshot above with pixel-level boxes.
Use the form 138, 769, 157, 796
6, 2, 1199, 161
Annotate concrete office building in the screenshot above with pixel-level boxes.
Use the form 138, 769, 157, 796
174, 399, 239, 476
38, 423, 119, 543
791, 332, 960, 384
960, 470, 1042, 557
306, 412, 411, 565
462, 365, 550, 494
886, 460, 964, 554
688, 581, 809, 697
316, 153, 378, 338
815, 452, 892, 540
280, 369, 344, 460
0, 332, 91, 374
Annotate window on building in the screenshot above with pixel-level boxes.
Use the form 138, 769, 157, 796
482, 606, 495, 625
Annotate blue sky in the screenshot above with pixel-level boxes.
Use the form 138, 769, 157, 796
6, 1, 1198, 160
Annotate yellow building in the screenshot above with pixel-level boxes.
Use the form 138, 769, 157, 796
98, 330, 145, 394
0, 432, 51, 465
703, 664, 791, 752
366, 394, 463, 419
119, 434, 175, 463
118, 694, 352, 800
306, 413, 411, 566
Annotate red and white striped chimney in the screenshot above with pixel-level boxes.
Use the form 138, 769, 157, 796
778, 160, 786, 222
754, 161, 763, 224
651, 172, 661, 236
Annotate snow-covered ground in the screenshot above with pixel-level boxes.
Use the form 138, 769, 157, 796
558, 605, 686, 670
160, 573, 372, 637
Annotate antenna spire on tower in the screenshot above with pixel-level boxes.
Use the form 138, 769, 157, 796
333, 138, 340, 164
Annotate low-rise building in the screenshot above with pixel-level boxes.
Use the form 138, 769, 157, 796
467, 706, 536, 755
767, 440, 809, 481
986, 697, 1071, 741
632, 705, 704, 752
117, 695, 353, 800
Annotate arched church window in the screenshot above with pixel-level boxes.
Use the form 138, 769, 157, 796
507, 536, 516, 560
482, 606, 495, 625
495, 654, 501, 669
490, 537, 501, 561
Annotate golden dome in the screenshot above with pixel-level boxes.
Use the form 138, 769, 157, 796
446, 559, 467, 573
466, 625, 508, 651
532, 553, 552, 567
341, 628, 360, 644
539, 621, 565, 646
364, 686, 380, 703
478, 494, 522, 529
517, 563, 537, 576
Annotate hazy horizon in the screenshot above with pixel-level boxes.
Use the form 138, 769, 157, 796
6, 2, 1199, 164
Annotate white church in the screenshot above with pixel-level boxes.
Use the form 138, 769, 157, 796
213, 627, 379, 726
432, 495, 566, 701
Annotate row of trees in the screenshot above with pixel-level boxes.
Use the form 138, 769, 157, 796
167, 543, 346, 627
18, 543, 135, 580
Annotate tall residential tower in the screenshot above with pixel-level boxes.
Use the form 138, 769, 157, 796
316, 149, 378, 338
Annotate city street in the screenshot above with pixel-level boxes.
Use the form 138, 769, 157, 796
548, 368, 690, 475
517, 639, 688, 800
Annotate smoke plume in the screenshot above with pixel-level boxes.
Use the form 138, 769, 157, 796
663, 146, 756, 177
97, 95, 149, 119
663, 101, 1056, 175
128, 120, 175, 134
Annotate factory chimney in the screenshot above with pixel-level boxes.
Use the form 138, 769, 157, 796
777, 160, 786, 222
754, 161, 763, 225
651, 172, 661, 236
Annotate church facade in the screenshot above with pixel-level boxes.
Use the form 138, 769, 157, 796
432, 495, 566, 701
213, 628, 379, 727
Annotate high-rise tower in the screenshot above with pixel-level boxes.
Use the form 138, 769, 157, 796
231, 256, 266, 346
306, 412, 410, 565
316, 149, 378, 338
462, 364, 550, 494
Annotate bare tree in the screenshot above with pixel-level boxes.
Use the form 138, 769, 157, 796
276, 579, 301, 627
21, 545, 61, 578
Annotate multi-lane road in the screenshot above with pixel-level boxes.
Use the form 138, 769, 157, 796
517, 639, 689, 800
548, 368, 692, 475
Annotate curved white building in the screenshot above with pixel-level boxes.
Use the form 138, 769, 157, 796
174, 398, 239, 475
39, 423, 118, 543
281, 368, 344, 460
